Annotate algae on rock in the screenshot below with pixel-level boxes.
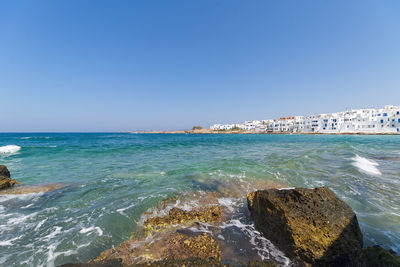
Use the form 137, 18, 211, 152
247, 187, 363, 266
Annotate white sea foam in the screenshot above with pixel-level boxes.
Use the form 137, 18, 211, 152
34, 219, 48, 231
7, 212, 38, 225
217, 197, 236, 212
0, 145, 21, 154
44, 226, 62, 241
0, 236, 21, 246
352, 154, 382, 176
79, 226, 103, 236
0, 192, 44, 203
117, 203, 137, 215
21, 136, 50, 140
220, 219, 291, 266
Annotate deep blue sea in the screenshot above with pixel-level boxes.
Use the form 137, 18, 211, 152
0, 133, 399, 266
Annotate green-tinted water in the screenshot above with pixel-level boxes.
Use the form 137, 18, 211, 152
0, 133, 399, 266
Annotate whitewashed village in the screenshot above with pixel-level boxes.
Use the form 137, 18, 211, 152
210, 105, 400, 134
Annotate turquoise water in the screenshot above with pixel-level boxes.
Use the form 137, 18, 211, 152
0, 133, 399, 266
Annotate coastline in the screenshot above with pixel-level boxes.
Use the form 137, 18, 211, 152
130, 129, 400, 135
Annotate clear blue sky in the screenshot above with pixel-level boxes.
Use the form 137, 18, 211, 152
1, 0, 399, 131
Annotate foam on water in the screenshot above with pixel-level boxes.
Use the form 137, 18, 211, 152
0, 236, 21, 246
79, 226, 103, 236
217, 197, 237, 212
21, 136, 50, 140
0, 192, 44, 203
220, 219, 291, 266
0, 145, 21, 154
352, 154, 382, 176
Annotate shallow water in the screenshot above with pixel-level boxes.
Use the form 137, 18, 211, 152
0, 133, 399, 266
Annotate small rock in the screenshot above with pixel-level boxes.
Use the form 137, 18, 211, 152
0, 165, 19, 190
0, 165, 11, 178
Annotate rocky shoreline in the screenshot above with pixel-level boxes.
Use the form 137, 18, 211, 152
1, 165, 399, 266
61, 187, 399, 266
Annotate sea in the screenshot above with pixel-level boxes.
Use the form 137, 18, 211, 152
0, 133, 399, 266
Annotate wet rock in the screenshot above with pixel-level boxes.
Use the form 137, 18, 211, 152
131, 257, 225, 267
355, 245, 400, 267
143, 206, 222, 236
132, 258, 276, 267
93, 232, 221, 266
0, 165, 19, 190
0, 165, 11, 178
247, 187, 363, 266
164, 232, 221, 261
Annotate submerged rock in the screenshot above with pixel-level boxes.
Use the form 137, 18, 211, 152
0, 165, 19, 190
247, 187, 363, 266
0, 183, 65, 195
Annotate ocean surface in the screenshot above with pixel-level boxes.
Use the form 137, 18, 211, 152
0, 133, 399, 266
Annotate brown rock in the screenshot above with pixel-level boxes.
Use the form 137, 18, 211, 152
247, 187, 363, 266
0, 165, 11, 178
129, 257, 225, 267
164, 232, 221, 261
0, 165, 19, 190
93, 232, 221, 266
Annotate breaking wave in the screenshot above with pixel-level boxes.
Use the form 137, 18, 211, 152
0, 145, 21, 154
352, 154, 381, 176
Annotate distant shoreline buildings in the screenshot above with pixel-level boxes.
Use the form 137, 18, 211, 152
210, 105, 400, 134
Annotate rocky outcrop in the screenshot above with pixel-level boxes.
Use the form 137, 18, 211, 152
247, 187, 363, 266
62, 185, 399, 267
0, 165, 19, 190
92, 204, 225, 266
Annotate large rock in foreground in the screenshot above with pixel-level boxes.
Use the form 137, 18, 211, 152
0, 165, 19, 190
247, 187, 363, 266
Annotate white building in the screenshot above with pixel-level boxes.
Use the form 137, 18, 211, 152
210, 105, 400, 134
